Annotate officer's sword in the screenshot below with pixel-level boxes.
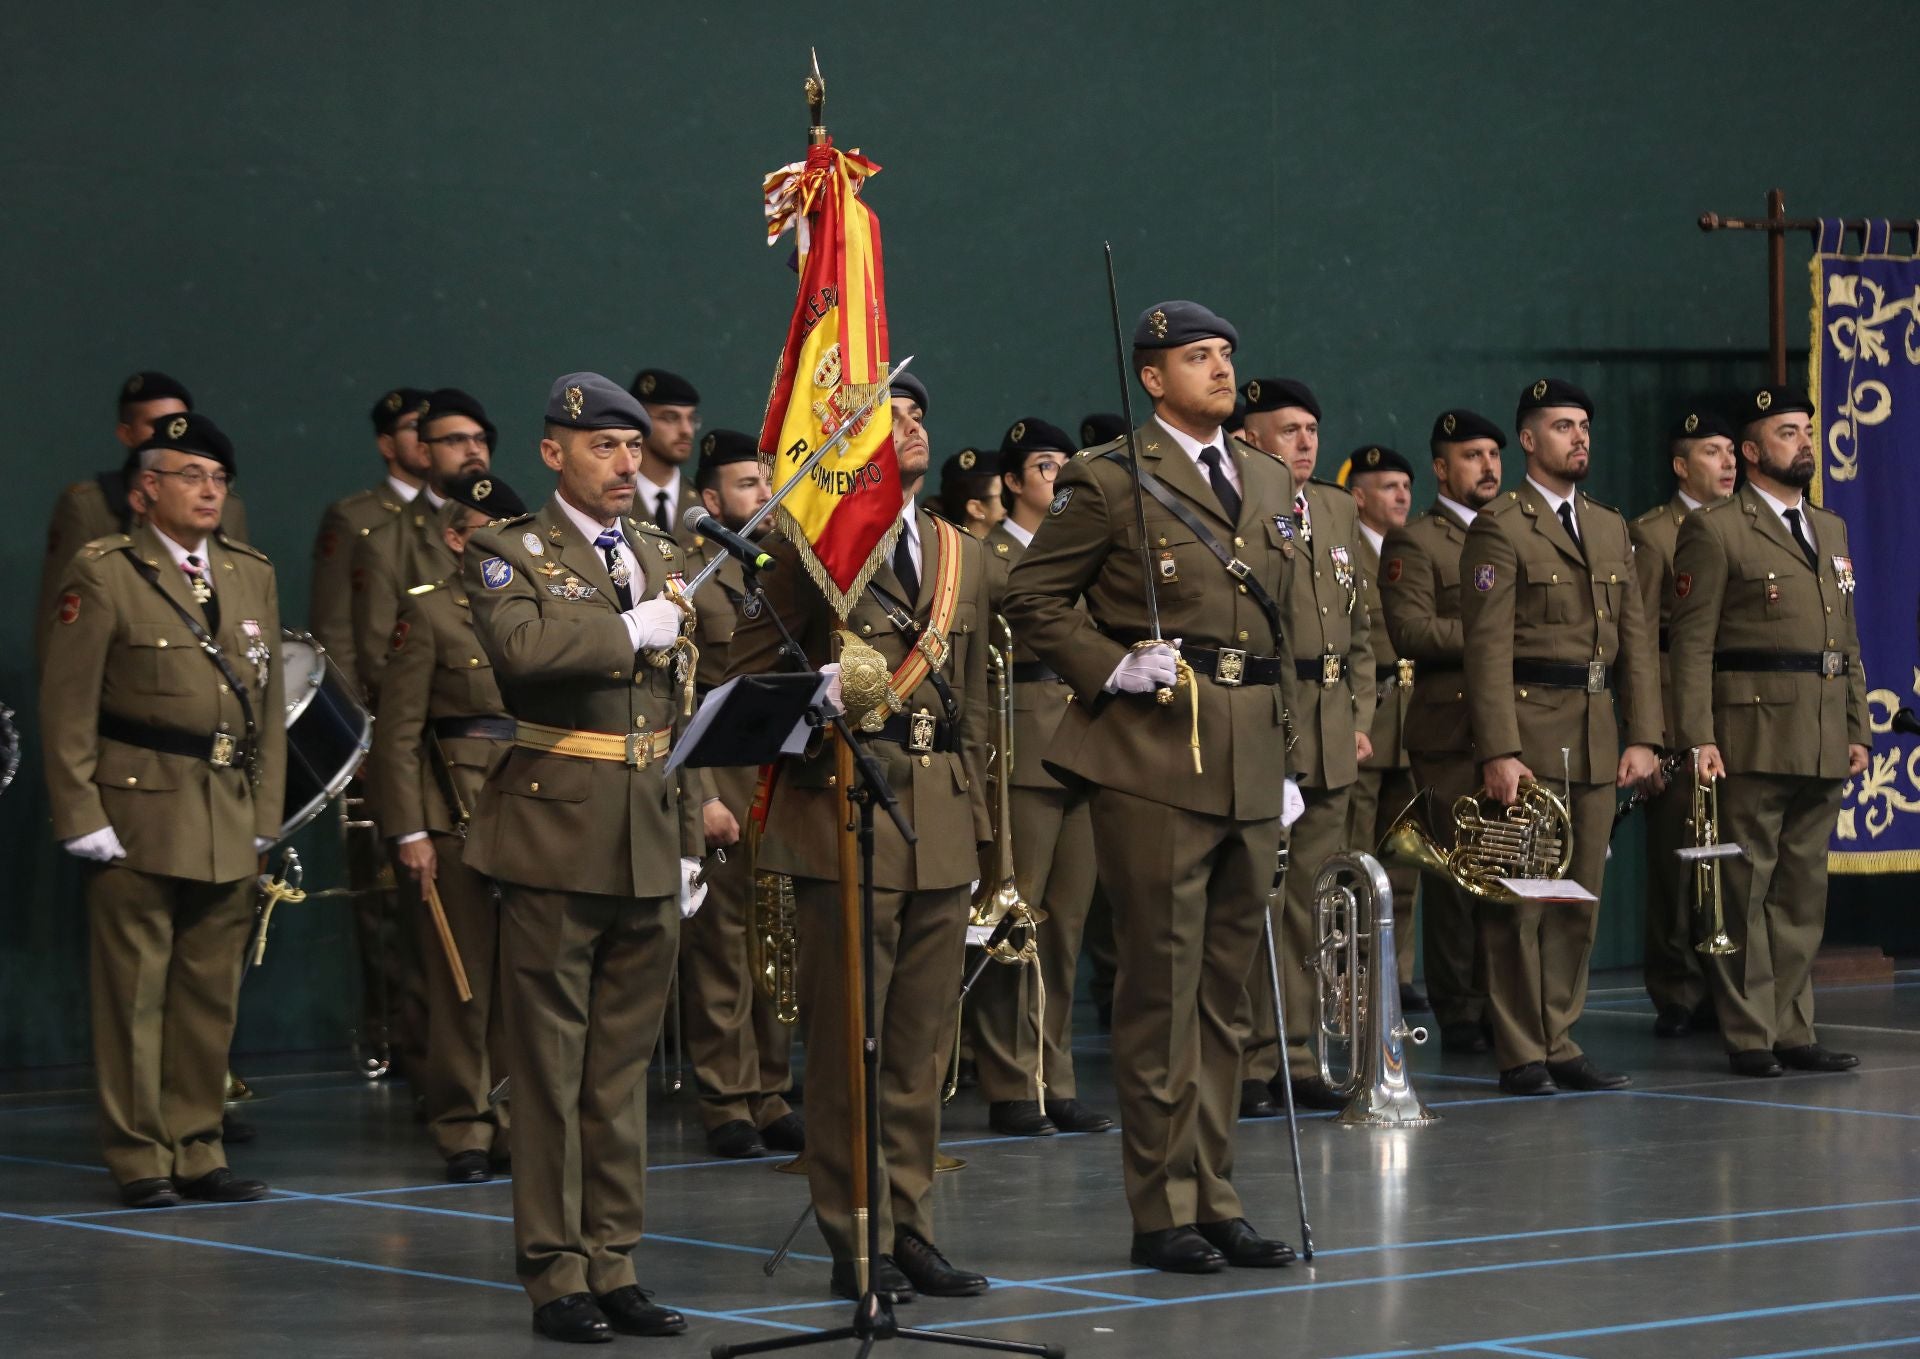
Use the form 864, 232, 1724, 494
1262, 843, 1315, 1260
1103, 244, 1161, 643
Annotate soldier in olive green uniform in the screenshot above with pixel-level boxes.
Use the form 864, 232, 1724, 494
1669, 386, 1869, 1078
1007, 302, 1299, 1275
463, 374, 702, 1344
1379, 409, 1509, 1053
40, 413, 283, 1208
37, 372, 249, 669
674, 429, 803, 1161
729, 371, 995, 1302
971, 418, 1110, 1139
1461, 378, 1661, 1096
1627, 407, 1740, 1038
1234, 377, 1374, 1111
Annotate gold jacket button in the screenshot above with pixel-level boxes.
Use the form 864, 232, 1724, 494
1233, 536, 1245, 548
126, 776, 138, 786
610, 669, 623, 678
826, 775, 837, 787
635, 715, 647, 728
860, 623, 873, 635
1237, 630, 1249, 642
1518, 687, 1530, 697
157, 638, 169, 648
530, 781, 541, 792
468, 657, 480, 667
920, 755, 931, 767
1596, 608, 1606, 619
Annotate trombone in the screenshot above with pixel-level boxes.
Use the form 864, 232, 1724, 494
1677, 750, 1740, 955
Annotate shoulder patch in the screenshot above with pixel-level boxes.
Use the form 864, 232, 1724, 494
480, 557, 513, 589
1674, 572, 1693, 599
1385, 557, 1403, 583
390, 620, 411, 651
57, 592, 81, 625
1049, 486, 1075, 515
1473, 563, 1496, 591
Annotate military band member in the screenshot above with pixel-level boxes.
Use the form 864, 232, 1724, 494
728, 369, 993, 1303
1380, 409, 1508, 1053
40, 413, 284, 1207
629, 368, 703, 532
675, 429, 804, 1160
36, 372, 249, 668
1234, 376, 1374, 1114
1460, 378, 1661, 1096
1007, 302, 1299, 1274
936, 446, 1006, 539
1669, 386, 1868, 1078
1628, 407, 1739, 1038
971, 417, 1111, 1139
1342, 444, 1424, 1013
371, 473, 527, 1183
464, 373, 704, 1343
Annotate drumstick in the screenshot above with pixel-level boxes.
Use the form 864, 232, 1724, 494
423, 877, 474, 1003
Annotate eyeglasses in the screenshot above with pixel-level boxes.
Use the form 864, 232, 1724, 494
424, 432, 490, 450
1027, 459, 1067, 480
151, 468, 232, 490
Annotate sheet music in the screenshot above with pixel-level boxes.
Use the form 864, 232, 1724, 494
1497, 877, 1599, 904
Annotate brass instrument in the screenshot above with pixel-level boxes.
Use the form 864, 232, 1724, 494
1378, 777, 1575, 907
1678, 750, 1740, 955
752, 862, 801, 1025
0, 700, 18, 796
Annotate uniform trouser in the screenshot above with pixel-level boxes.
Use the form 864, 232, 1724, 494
1240, 783, 1351, 1085
498, 884, 678, 1307
1093, 788, 1278, 1233
794, 879, 968, 1264
1642, 772, 1708, 1015
1083, 881, 1119, 1019
87, 864, 254, 1185
1480, 781, 1613, 1069
974, 784, 1097, 1103
1706, 773, 1842, 1053
348, 808, 426, 1079
679, 763, 794, 1133
1407, 750, 1489, 1029
1346, 765, 1421, 987
413, 833, 509, 1160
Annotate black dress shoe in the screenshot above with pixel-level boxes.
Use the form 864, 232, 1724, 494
955, 1058, 979, 1090
1195, 1217, 1295, 1267
221, 1112, 257, 1144
1129, 1226, 1227, 1274
1776, 1043, 1860, 1072
895, 1229, 989, 1296
1441, 1023, 1490, 1055
1546, 1057, 1631, 1091
829, 1254, 914, 1304
594, 1286, 687, 1336
1691, 998, 1720, 1031
988, 1100, 1057, 1137
174, 1167, 269, 1202
1729, 1049, 1785, 1078
446, 1149, 493, 1183
707, 1119, 767, 1159
1653, 1004, 1695, 1038
1044, 1099, 1114, 1134
532, 1293, 612, 1344
120, 1177, 183, 1209
761, 1111, 807, 1152
490, 1147, 512, 1171
1283, 1075, 1350, 1112
1398, 982, 1431, 1014
1499, 1062, 1556, 1096
1239, 1079, 1279, 1119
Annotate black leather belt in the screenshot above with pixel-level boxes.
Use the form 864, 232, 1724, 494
432, 716, 516, 741
1010, 661, 1063, 684
1296, 654, 1351, 686
1658, 626, 1671, 653
1714, 649, 1851, 676
1512, 660, 1613, 692
1180, 645, 1286, 686
99, 714, 251, 769
874, 712, 956, 754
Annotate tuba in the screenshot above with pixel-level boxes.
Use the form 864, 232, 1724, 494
1378, 778, 1575, 907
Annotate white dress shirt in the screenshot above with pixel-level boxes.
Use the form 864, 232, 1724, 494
1001, 517, 1034, 548
153, 528, 212, 577
555, 493, 653, 652
1154, 414, 1240, 493
637, 471, 682, 530
1436, 494, 1479, 527
1677, 490, 1702, 513
387, 475, 420, 504
1359, 522, 1385, 558
1750, 482, 1816, 555
1527, 475, 1580, 539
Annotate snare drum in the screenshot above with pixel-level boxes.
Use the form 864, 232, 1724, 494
279, 632, 371, 842
0, 701, 18, 797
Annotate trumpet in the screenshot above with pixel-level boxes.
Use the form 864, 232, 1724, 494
1677, 750, 1740, 956
968, 616, 1044, 965
751, 862, 801, 1025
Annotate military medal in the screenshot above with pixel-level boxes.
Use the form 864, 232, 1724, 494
1766, 581, 1781, 604
522, 532, 545, 557
1832, 555, 1856, 593
607, 553, 632, 591
1158, 549, 1179, 583
242, 619, 269, 689
1330, 544, 1354, 590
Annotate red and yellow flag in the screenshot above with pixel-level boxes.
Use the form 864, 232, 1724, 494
757, 138, 900, 618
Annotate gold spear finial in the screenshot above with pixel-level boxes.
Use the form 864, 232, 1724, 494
806, 48, 828, 145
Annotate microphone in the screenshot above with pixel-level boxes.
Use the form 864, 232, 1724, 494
681, 505, 776, 572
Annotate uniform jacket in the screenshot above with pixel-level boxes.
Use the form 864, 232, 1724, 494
1380, 502, 1472, 756
727, 507, 993, 892
1281, 480, 1375, 789
1354, 533, 1409, 770
1460, 484, 1663, 783
1002, 421, 1299, 821
984, 522, 1075, 793
1627, 494, 1712, 750
350, 500, 457, 702
309, 482, 409, 694
40, 523, 285, 882
462, 495, 702, 898
1667, 485, 1869, 778
681, 532, 749, 692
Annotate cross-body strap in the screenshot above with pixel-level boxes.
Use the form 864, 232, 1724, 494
863, 515, 967, 722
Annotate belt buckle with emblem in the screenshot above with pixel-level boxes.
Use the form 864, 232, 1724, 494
1821, 650, 1844, 678
1396, 658, 1416, 687
625, 730, 653, 768
915, 625, 950, 669
907, 710, 937, 755
1214, 647, 1247, 687
209, 732, 236, 769
1586, 661, 1607, 693
1321, 653, 1343, 687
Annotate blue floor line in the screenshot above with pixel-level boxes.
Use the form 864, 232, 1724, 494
0, 1151, 111, 1173
1627, 1088, 1920, 1122
1480, 1346, 1577, 1359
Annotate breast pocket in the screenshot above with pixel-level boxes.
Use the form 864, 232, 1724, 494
1520, 559, 1579, 623
1737, 561, 1813, 620
125, 623, 203, 696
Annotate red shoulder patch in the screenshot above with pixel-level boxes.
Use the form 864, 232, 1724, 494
389, 620, 410, 651
57, 592, 81, 625
318, 528, 339, 560
1385, 557, 1403, 584
1674, 572, 1692, 599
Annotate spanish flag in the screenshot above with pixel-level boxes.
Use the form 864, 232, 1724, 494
757, 138, 900, 618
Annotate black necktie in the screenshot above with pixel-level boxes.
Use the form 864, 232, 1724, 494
594, 529, 635, 610
1557, 502, 1584, 556
1784, 507, 1817, 570
654, 489, 671, 532
184, 554, 220, 634
892, 528, 920, 603
1199, 445, 1241, 523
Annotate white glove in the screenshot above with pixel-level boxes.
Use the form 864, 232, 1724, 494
64, 826, 128, 863
624, 596, 685, 651
817, 661, 846, 717
1104, 641, 1181, 694
254, 836, 276, 854
1281, 778, 1306, 829
679, 856, 708, 919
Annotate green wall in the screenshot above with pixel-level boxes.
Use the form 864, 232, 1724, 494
5, 3, 1917, 1067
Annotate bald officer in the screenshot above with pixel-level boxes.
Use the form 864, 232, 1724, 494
1669, 386, 1868, 1078
464, 373, 704, 1343
1007, 301, 1299, 1275
1235, 376, 1374, 1114
1461, 378, 1661, 1096
41, 412, 283, 1208
629, 368, 703, 533
1628, 406, 1739, 1038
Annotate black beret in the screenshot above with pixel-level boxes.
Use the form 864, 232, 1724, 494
629, 368, 700, 406
443, 470, 527, 521
370, 386, 429, 435
134, 411, 234, 475
547, 372, 651, 433
1515, 377, 1594, 425
890, 371, 930, 416
1344, 445, 1415, 480
1241, 377, 1320, 419
119, 370, 192, 410
1430, 408, 1508, 450
940, 449, 997, 489
1224, 391, 1246, 436
1736, 386, 1814, 426
1133, 299, 1239, 351
1669, 407, 1737, 444
698, 427, 760, 469
418, 387, 496, 444
1080, 413, 1127, 447
997, 416, 1074, 476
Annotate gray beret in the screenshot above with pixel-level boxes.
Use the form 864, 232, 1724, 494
890, 371, 929, 416
1132, 299, 1239, 351
547, 371, 652, 434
